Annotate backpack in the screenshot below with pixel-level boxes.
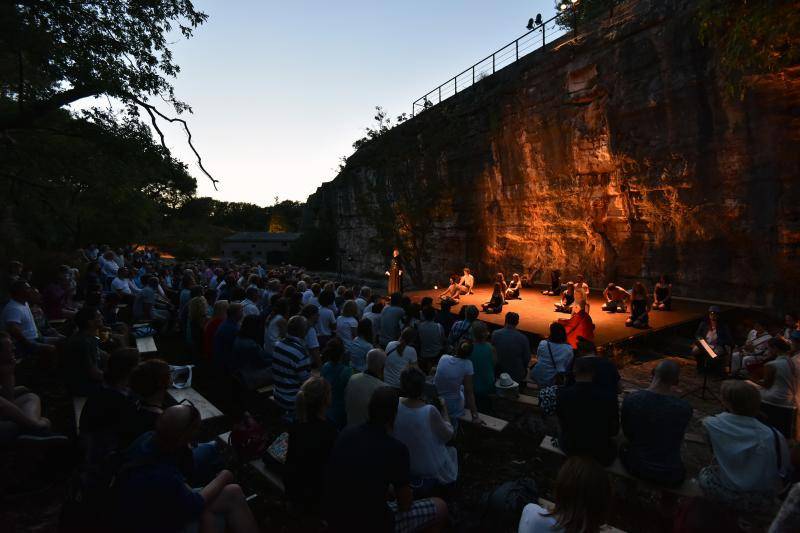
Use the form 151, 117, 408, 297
479, 478, 539, 532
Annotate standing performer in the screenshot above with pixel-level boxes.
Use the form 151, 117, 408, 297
385, 248, 404, 294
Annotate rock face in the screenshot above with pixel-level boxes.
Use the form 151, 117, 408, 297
304, 0, 800, 308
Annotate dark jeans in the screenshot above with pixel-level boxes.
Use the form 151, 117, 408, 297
619, 443, 685, 487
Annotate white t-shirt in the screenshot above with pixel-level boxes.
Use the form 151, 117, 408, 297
335, 315, 358, 343
302, 289, 314, 305
363, 311, 381, 341
305, 326, 320, 351
111, 277, 134, 295
241, 299, 260, 317
355, 297, 368, 316
434, 355, 474, 403
264, 314, 284, 355
518, 503, 561, 533
316, 307, 336, 337
383, 341, 418, 387
1, 300, 39, 341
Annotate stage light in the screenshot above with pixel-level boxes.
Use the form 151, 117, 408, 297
559, 4, 568, 11
434, 285, 438, 290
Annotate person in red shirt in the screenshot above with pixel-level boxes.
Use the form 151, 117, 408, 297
558, 301, 595, 349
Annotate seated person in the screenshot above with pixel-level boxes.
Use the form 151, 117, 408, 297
602, 283, 630, 313
625, 282, 649, 329
0, 332, 65, 443
133, 276, 170, 330
518, 456, 610, 533
79, 348, 141, 461
699, 380, 790, 513
1, 279, 58, 357
730, 320, 772, 375
286, 377, 337, 514
759, 337, 799, 439
572, 275, 590, 312
457, 267, 474, 295
117, 404, 258, 533
469, 322, 496, 412
128, 358, 173, 437
64, 306, 106, 396
320, 338, 353, 429
653, 275, 672, 311
384, 327, 419, 388
495, 273, 508, 294
620, 360, 692, 487
417, 307, 445, 369
393, 368, 457, 492
439, 275, 461, 303
505, 273, 521, 300
346, 318, 375, 373
541, 269, 561, 296
272, 316, 311, 420
692, 306, 733, 369
575, 339, 620, 396
324, 387, 448, 533
555, 357, 619, 466
345, 349, 387, 428
491, 312, 531, 390
434, 341, 481, 428
481, 282, 505, 314
557, 301, 595, 349
230, 315, 272, 390
531, 323, 573, 388
553, 282, 575, 313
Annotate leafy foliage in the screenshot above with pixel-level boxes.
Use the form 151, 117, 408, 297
352, 106, 408, 150
696, 0, 800, 96
554, 0, 619, 31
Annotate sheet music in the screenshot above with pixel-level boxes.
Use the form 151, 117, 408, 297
698, 338, 717, 359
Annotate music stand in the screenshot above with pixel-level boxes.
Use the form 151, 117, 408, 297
682, 339, 720, 402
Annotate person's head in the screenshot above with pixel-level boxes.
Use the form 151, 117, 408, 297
9, 260, 23, 276
633, 282, 646, 297
371, 300, 384, 314
300, 303, 320, 325
368, 386, 399, 430
9, 279, 31, 302
359, 286, 372, 300
226, 303, 244, 323
357, 318, 373, 343
422, 306, 436, 322
464, 305, 479, 321
496, 272, 505, 283
393, 248, 399, 257
708, 305, 720, 322
504, 312, 520, 328
366, 349, 387, 378
318, 290, 335, 308
389, 292, 402, 307
130, 358, 172, 400
768, 337, 792, 357
551, 457, 611, 533
607, 283, 616, 291
245, 287, 260, 303
784, 313, 797, 327
457, 340, 473, 359
212, 299, 229, 319
75, 305, 103, 333
154, 404, 201, 453
420, 296, 433, 310
296, 280, 307, 293
400, 367, 426, 400
720, 380, 761, 417
659, 274, 670, 284
492, 282, 502, 294
399, 327, 416, 346
576, 274, 584, 283
573, 356, 594, 382
565, 282, 575, 293
512, 273, 520, 282
652, 359, 680, 388
341, 300, 357, 318
463, 267, 471, 276
296, 377, 331, 423
238, 315, 262, 343
548, 322, 568, 344
471, 321, 489, 343
105, 348, 140, 387
322, 337, 345, 364
287, 315, 308, 338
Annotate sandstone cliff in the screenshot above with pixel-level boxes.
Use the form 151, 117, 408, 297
304, 0, 800, 308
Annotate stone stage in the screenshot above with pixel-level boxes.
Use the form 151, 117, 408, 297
406, 286, 712, 346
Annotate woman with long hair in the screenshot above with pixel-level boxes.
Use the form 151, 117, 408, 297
518, 456, 611, 533
626, 282, 649, 329
496, 272, 508, 294
434, 340, 481, 428
481, 282, 505, 314
384, 327, 419, 388
505, 273, 521, 300
531, 322, 574, 387
653, 274, 672, 311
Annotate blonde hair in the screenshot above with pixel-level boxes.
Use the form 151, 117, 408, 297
212, 299, 229, 319
295, 377, 330, 422
551, 457, 611, 533
721, 379, 761, 417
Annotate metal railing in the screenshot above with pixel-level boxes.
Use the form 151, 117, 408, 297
412, 13, 568, 116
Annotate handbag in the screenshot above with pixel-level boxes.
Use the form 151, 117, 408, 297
168, 365, 194, 389
229, 412, 269, 461
538, 385, 559, 416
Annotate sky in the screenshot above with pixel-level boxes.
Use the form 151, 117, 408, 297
80, 0, 557, 206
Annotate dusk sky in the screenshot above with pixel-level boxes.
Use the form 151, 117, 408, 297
83, 1, 556, 206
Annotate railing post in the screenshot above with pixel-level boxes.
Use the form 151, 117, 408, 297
515, 39, 519, 61
472, 65, 475, 85
438, 86, 441, 103
492, 53, 495, 73
542, 25, 545, 47
454, 77, 457, 94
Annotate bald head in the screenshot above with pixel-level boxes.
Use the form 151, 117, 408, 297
366, 348, 387, 375
155, 404, 200, 451
653, 360, 680, 387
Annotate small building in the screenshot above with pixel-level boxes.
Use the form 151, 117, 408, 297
221, 232, 300, 263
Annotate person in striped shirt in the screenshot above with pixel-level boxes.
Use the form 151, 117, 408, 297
272, 315, 311, 419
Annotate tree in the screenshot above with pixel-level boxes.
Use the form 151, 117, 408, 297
696, 0, 800, 96
554, 0, 619, 31
0, 0, 217, 186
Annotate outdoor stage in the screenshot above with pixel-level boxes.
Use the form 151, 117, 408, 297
406, 287, 712, 346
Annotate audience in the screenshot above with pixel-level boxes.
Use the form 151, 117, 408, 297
324, 387, 448, 533
263, 297, 288, 357
699, 380, 790, 512
556, 357, 619, 466
434, 340, 480, 428
335, 300, 358, 344
347, 318, 374, 373
230, 315, 272, 390
469, 321, 496, 412
345, 348, 387, 428
203, 300, 229, 360
384, 327, 419, 388
64, 306, 106, 395
730, 319, 772, 376
491, 312, 531, 391
379, 292, 406, 348
393, 368, 457, 492
320, 338, 352, 428
1, 279, 58, 357
620, 360, 692, 486
272, 315, 311, 420
286, 377, 337, 514
759, 337, 799, 439
447, 305, 479, 349
531, 322, 573, 388
518, 456, 611, 533
213, 303, 243, 371
417, 306, 445, 369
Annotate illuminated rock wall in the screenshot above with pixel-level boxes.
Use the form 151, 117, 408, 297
304, 0, 800, 308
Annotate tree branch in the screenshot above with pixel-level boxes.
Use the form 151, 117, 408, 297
130, 96, 219, 190
0, 85, 100, 131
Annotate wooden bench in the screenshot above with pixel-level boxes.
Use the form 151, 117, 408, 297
73, 396, 87, 434
135, 335, 157, 354
538, 499, 626, 532
169, 387, 224, 420
459, 412, 508, 432
539, 436, 703, 498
